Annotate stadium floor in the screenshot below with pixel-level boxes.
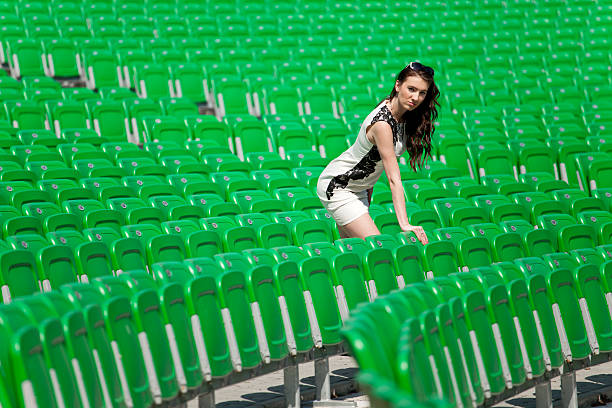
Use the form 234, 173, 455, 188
184, 356, 612, 408
187, 355, 362, 407
493, 359, 612, 408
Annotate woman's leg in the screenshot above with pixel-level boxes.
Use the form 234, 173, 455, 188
337, 224, 350, 239
340, 212, 381, 240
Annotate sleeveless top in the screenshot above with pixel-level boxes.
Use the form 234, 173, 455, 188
319, 99, 408, 200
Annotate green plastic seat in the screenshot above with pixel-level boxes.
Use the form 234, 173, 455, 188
547, 268, 592, 361
9, 297, 86, 406
421, 240, 461, 279
446, 296, 486, 403
500, 219, 557, 257
466, 141, 517, 181
147, 234, 187, 265
242, 248, 278, 269
372, 212, 401, 235
365, 233, 400, 251
396, 317, 441, 399
457, 235, 494, 269
48, 100, 88, 137
437, 114, 471, 146
472, 194, 530, 224
302, 241, 340, 259
514, 256, 553, 277
271, 261, 316, 353
146, 277, 205, 391
170, 63, 207, 103
449, 272, 485, 297
463, 290, 508, 394
330, 253, 370, 318
99, 292, 154, 406
550, 189, 603, 216
5, 100, 47, 130
85, 99, 129, 142
538, 213, 598, 251
211, 75, 251, 117
572, 152, 609, 192
509, 139, 557, 177
56, 286, 127, 407
468, 223, 526, 262
521, 273, 563, 371
341, 319, 397, 392
549, 138, 588, 187
262, 84, 301, 117
244, 264, 289, 362
133, 63, 171, 100
298, 257, 343, 346
108, 235, 146, 272
142, 115, 189, 144
161, 220, 199, 238
363, 248, 399, 298
3, 215, 42, 238
577, 210, 612, 244
392, 244, 426, 285
574, 264, 612, 353
505, 279, 547, 378
0, 315, 59, 406
82, 50, 120, 89
7, 232, 48, 254
419, 309, 459, 404
96, 277, 180, 402
228, 116, 275, 160
237, 213, 292, 249
543, 252, 580, 271
299, 83, 335, 115
37, 245, 78, 291
184, 274, 235, 378
24, 292, 108, 407
511, 191, 564, 224
0, 250, 39, 302
8, 38, 45, 77
333, 237, 368, 255
185, 116, 232, 150
571, 248, 604, 267
73, 241, 113, 282
273, 128, 317, 159
486, 285, 527, 386
158, 97, 198, 119
434, 302, 475, 405
432, 197, 489, 228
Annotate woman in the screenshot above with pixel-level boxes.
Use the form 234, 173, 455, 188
316, 62, 439, 244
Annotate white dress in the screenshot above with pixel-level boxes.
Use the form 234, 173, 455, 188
316, 98, 407, 226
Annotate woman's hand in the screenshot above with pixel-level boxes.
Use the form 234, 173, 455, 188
401, 224, 428, 245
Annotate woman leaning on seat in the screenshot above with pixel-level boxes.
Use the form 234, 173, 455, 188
316, 62, 440, 243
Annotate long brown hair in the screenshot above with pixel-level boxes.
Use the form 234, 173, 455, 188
381, 62, 440, 171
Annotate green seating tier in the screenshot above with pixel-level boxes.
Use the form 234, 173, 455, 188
0, 0, 611, 407
342, 258, 612, 406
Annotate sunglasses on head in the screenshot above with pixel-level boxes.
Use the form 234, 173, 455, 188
408, 61, 434, 76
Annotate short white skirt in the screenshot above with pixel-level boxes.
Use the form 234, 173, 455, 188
316, 178, 370, 227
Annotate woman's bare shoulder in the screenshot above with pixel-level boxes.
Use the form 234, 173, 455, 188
365, 120, 393, 144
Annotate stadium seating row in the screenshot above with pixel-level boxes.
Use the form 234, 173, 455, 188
2, 237, 612, 407
0, 194, 610, 306
0, 257, 346, 407
343, 258, 612, 406
0, 0, 612, 406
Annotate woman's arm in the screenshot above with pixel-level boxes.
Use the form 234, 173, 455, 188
370, 122, 428, 244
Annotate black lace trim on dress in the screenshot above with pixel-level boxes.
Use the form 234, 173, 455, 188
325, 104, 399, 200
375, 104, 399, 144
325, 146, 381, 199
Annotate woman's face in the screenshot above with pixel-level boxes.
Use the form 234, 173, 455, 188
395, 75, 429, 111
